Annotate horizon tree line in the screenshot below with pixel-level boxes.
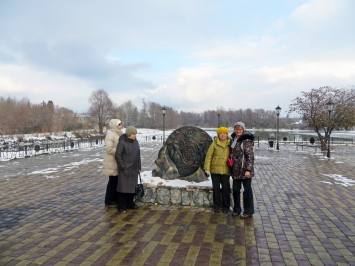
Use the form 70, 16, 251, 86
89, 89, 296, 133
0, 90, 300, 135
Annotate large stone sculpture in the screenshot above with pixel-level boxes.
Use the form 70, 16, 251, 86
152, 126, 213, 182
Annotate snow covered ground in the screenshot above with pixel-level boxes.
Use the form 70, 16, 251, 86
0, 141, 104, 162
320, 173, 355, 187
0, 145, 106, 179
140, 170, 213, 188
0, 130, 104, 145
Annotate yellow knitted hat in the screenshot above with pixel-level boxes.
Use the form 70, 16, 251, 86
217, 127, 228, 136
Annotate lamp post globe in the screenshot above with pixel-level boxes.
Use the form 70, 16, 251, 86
327, 100, 334, 112
326, 100, 334, 158
162, 106, 167, 115
275, 105, 281, 150
162, 106, 167, 145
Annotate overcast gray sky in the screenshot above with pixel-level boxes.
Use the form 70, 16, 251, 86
0, 0, 354, 116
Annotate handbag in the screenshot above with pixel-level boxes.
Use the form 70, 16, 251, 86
227, 149, 234, 167
228, 137, 238, 167
135, 172, 145, 200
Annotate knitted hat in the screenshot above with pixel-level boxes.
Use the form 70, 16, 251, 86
116, 119, 122, 126
217, 127, 228, 136
125, 126, 137, 137
234, 122, 245, 130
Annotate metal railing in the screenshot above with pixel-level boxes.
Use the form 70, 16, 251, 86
136, 135, 164, 143
0, 138, 105, 160
253, 136, 355, 145
1, 134, 354, 160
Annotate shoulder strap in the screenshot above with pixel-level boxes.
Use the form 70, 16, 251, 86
231, 138, 238, 149
138, 172, 142, 184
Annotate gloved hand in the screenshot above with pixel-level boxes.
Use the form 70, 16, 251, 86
205, 170, 210, 177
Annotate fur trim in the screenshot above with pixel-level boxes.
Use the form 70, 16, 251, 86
231, 132, 254, 142
238, 132, 254, 142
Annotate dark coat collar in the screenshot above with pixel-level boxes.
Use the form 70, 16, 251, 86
119, 134, 134, 142
231, 132, 254, 142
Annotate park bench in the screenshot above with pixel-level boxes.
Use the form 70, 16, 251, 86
296, 143, 321, 153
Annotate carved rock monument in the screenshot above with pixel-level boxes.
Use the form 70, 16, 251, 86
152, 126, 212, 182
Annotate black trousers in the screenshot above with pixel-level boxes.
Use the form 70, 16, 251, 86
211, 174, 230, 210
117, 192, 135, 210
233, 178, 254, 215
105, 176, 118, 204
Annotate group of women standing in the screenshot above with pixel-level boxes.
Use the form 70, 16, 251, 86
204, 122, 255, 219
101, 119, 254, 218
102, 119, 141, 213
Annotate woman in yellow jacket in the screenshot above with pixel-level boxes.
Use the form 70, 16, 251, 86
204, 127, 231, 214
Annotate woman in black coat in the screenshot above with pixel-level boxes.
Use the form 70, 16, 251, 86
115, 126, 141, 213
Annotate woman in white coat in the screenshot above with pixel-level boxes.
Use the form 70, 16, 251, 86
102, 119, 123, 205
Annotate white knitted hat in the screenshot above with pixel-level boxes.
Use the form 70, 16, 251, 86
234, 122, 245, 130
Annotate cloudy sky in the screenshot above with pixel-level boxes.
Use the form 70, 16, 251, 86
0, 0, 354, 116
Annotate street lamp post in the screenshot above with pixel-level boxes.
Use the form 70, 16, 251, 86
275, 105, 281, 150
218, 113, 220, 128
326, 100, 334, 158
162, 106, 167, 145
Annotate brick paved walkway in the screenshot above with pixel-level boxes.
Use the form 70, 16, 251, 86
0, 144, 355, 265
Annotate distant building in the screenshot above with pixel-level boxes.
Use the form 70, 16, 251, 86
76, 113, 97, 130
294, 119, 303, 125
76, 113, 91, 123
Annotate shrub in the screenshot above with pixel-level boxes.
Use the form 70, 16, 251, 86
73, 131, 83, 139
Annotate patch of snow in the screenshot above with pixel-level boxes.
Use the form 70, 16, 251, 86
335, 162, 344, 164
63, 166, 79, 171
28, 168, 59, 175
63, 158, 103, 168
44, 175, 59, 179
322, 156, 335, 160
140, 170, 213, 188
321, 173, 355, 187
319, 181, 332, 184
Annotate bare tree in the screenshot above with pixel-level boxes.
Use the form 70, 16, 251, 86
53, 106, 78, 132
147, 101, 162, 129
117, 100, 139, 126
139, 97, 148, 127
88, 89, 114, 133
288, 86, 355, 150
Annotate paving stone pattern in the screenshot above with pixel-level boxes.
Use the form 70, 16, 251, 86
0, 143, 355, 265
